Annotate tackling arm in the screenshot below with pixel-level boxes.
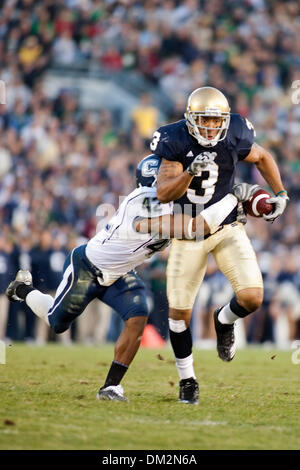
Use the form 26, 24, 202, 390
134, 213, 209, 239
134, 193, 239, 239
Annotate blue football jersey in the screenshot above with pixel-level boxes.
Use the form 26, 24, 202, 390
150, 113, 255, 223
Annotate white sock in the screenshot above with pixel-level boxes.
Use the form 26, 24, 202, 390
218, 303, 240, 325
201, 193, 237, 233
26, 290, 54, 327
175, 353, 196, 380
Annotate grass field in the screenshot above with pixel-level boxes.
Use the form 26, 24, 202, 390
0, 344, 299, 450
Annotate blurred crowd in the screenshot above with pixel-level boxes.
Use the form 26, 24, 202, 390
0, 0, 299, 347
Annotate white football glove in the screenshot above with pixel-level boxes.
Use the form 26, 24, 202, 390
232, 183, 261, 203
187, 154, 211, 176
263, 193, 289, 222
233, 183, 261, 225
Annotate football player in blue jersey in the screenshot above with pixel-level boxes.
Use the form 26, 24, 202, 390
6, 153, 256, 403
152, 86, 289, 404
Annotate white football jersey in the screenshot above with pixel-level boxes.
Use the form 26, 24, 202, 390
86, 186, 173, 286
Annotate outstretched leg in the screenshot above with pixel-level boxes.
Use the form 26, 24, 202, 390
6, 245, 101, 335
6, 270, 53, 325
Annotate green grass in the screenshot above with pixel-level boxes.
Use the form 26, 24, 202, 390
0, 344, 299, 450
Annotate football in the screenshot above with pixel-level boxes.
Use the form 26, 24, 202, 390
243, 188, 274, 218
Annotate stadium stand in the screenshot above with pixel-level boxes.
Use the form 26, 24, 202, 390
0, 0, 299, 346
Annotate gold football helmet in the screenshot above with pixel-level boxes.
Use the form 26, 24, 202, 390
184, 87, 231, 147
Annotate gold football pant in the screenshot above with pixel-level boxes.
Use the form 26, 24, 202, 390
167, 222, 263, 310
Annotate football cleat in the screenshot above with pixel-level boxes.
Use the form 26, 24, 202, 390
6, 270, 33, 303
179, 377, 199, 405
214, 308, 236, 362
96, 384, 129, 402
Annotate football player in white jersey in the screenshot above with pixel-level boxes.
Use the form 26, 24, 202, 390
6, 155, 257, 402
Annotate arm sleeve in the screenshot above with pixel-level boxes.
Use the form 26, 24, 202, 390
235, 115, 256, 160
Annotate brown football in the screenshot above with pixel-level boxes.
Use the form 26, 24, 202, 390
243, 189, 274, 218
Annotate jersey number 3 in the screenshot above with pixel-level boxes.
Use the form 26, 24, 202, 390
150, 131, 161, 151
187, 160, 219, 205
